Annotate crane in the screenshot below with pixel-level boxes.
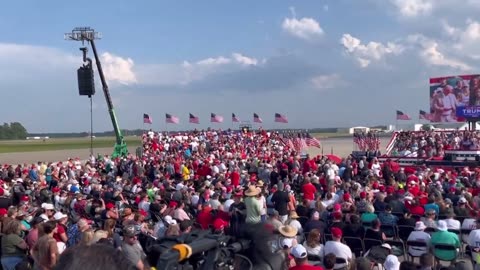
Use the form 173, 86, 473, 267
65, 27, 128, 158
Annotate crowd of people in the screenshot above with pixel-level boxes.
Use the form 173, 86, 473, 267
1, 128, 480, 270
389, 130, 480, 157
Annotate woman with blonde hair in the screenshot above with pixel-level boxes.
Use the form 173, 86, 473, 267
79, 229, 94, 246
303, 229, 323, 257
165, 224, 181, 237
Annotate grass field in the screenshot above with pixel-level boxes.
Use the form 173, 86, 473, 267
0, 136, 142, 154
311, 132, 350, 139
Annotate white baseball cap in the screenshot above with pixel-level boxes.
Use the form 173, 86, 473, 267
291, 244, 307, 259
54, 212, 67, 220
281, 238, 293, 249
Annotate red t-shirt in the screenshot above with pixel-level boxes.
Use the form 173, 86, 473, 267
302, 183, 316, 201
53, 223, 66, 242
231, 171, 240, 187
289, 264, 324, 270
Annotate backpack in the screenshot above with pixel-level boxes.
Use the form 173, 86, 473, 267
366, 246, 390, 264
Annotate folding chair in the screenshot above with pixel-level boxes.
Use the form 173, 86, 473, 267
433, 243, 458, 267
334, 257, 349, 270
364, 238, 383, 253
380, 224, 397, 239
385, 239, 406, 260
406, 240, 428, 262
307, 254, 322, 266
424, 227, 437, 235
397, 225, 415, 242
343, 236, 365, 257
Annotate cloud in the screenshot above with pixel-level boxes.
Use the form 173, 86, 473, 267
311, 74, 346, 90
232, 53, 258, 66
442, 20, 480, 59
389, 0, 433, 17
407, 34, 471, 70
100, 52, 137, 85
340, 34, 404, 67
196, 56, 231, 66
323, 5, 329, 11
282, 9, 324, 41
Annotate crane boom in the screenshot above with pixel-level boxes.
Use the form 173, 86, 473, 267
89, 39, 128, 158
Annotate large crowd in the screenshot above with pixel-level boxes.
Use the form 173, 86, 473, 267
389, 130, 480, 158
0, 128, 480, 270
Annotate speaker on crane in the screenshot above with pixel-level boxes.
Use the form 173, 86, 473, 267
77, 65, 95, 96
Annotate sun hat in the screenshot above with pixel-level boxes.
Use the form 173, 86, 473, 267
278, 225, 298, 238
414, 221, 427, 231
289, 211, 300, 219
244, 186, 261, 197
123, 225, 138, 237
437, 220, 448, 231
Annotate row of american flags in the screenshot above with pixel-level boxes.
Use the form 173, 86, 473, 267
396, 110, 434, 121
143, 113, 289, 124
279, 132, 322, 152
353, 131, 381, 151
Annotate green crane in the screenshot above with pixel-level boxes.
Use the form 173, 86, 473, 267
65, 27, 128, 158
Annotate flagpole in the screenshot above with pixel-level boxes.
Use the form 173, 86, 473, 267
395, 111, 398, 132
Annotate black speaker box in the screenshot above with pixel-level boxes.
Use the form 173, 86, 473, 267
77, 66, 95, 96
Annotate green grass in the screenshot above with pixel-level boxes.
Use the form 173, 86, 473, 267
0, 136, 141, 153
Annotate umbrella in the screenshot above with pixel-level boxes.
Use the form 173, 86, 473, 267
325, 154, 341, 164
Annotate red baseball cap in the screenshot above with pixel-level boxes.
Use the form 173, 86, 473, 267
213, 218, 228, 231
331, 227, 343, 238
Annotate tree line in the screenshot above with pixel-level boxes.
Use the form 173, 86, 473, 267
0, 122, 28, 140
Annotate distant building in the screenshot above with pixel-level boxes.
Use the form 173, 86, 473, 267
349, 126, 370, 134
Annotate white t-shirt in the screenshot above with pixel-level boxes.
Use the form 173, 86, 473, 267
372, 163, 381, 176
323, 241, 352, 268
407, 231, 431, 257
304, 242, 324, 257
462, 218, 477, 243
441, 218, 460, 230
467, 229, 480, 248
288, 219, 303, 234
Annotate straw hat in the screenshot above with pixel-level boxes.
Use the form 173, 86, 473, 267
278, 225, 298, 238
244, 186, 261, 197
289, 211, 300, 219
256, 180, 265, 187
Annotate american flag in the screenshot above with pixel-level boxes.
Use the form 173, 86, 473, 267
232, 113, 240, 123
253, 113, 263, 123
165, 113, 179, 124
189, 113, 200, 124
274, 113, 288, 123
419, 110, 432, 121
396, 110, 411, 120
305, 133, 321, 148
211, 113, 224, 123
143, 113, 152, 124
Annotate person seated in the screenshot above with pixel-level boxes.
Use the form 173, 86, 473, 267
365, 219, 386, 242
303, 229, 323, 258
440, 209, 460, 230
323, 227, 352, 269
378, 205, 398, 237
361, 205, 377, 226
421, 209, 437, 229
343, 215, 365, 239
397, 209, 416, 227
430, 220, 460, 262
406, 221, 431, 257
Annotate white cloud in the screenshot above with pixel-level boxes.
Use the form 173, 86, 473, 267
311, 74, 346, 90
136, 53, 260, 86
340, 34, 403, 67
100, 52, 137, 85
407, 34, 471, 70
389, 0, 433, 17
282, 17, 324, 40
196, 56, 231, 66
232, 53, 258, 66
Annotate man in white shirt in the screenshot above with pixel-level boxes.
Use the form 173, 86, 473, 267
467, 219, 480, 264
407, 221, 431, 257
462, 217, 477, 243
441, 210, 461, 230
323, 227, 352, 269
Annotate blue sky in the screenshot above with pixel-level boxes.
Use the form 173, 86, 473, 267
1, 0, 480, 132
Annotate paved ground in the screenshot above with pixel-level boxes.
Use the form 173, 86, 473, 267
0, 137, 392, 164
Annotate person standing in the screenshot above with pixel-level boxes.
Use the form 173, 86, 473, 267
244, 186, 262, 224
272, 182, 290, 224
32, 221, 59, 270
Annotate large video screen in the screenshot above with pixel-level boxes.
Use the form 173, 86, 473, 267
429, 74, 480, 122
